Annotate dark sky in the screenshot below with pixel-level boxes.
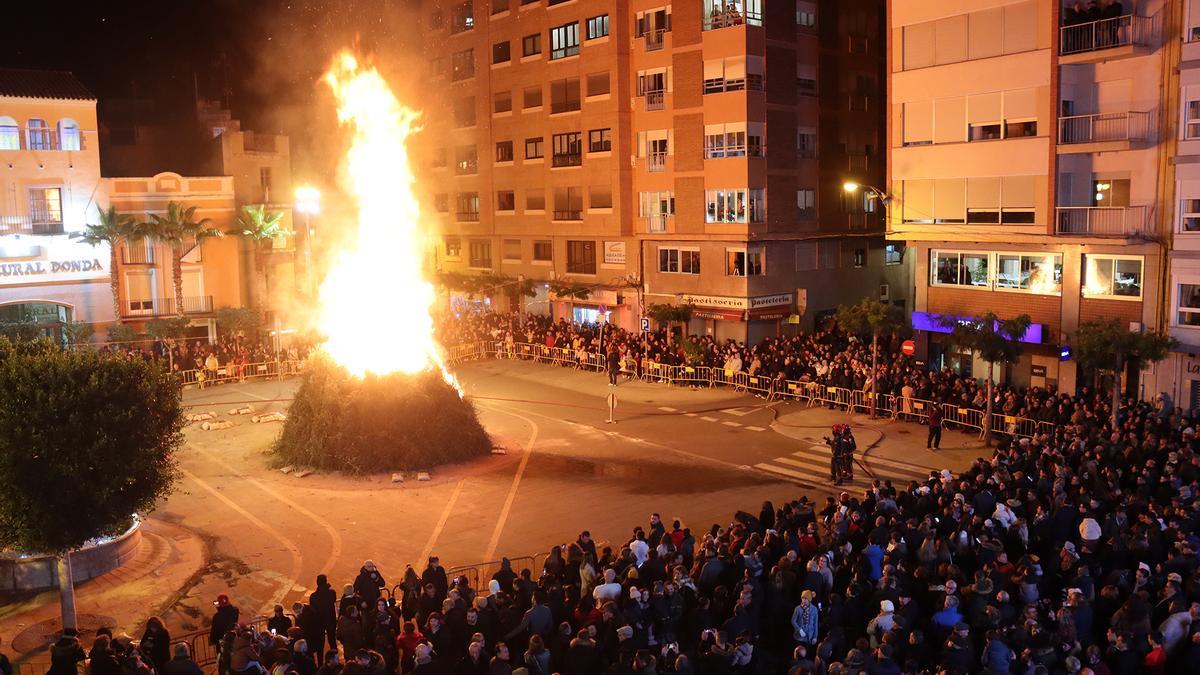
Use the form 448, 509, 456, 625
7, 0, 424, 175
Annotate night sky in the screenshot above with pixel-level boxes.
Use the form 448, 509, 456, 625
7, 0, 423, 176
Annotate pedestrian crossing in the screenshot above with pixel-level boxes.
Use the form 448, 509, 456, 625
753, 441, 935, 490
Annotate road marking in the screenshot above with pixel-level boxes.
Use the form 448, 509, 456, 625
180, 466, 303, 615
754, 462, 821, 483
481, 404, 540, 561
722, 421, 742, 427
745, 425, 766, 432
419, 479, 465, 565
723, 408, 754, 417
658, 406, 678, 412
684, 413, 698, 417
701, 416, 719, 422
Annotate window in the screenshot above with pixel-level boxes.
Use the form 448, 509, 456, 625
552, 132, 582, 167
457, 192, 481, 221
703, 56, 764, 93
1189, 101, 1200, 140
434, 193, 449, 212
259, 167, 273, 199
497, 191, 516, 211
1006, 120, 1037, 138
553, 187, 583, 220
58, 119, 81, 151
1184, 199, 1200, 232
444, 237, 462, 258
1179, 284, 1200, 326
636, 8, 672, 36
451, 49, 475, 80
454, 97, 476, 127
705, 189, 765, 223
704, 123, 763, 158
588, 128, 611, 153
0, 116, 18, 150
797, 128, 816, 158
496, 141, 514, 163
995, 253, 1062, 294
586, 72, 610, 97
28, 187, 63, 227
1083, 256, 1142, 299
659, 247, 700, 275
523, 86, 543, 109
455, 145, 478, 174
587, 15, 609, 39
853, 249, 866, 268
533, 240, 553, 262
469, 239, 491, 268
26, 119, 51, 150
726, 249, 764, 277
640, 191, 675, 232
503, 239, 521, 260
566, 240, 597, 274
492, 41, 511, 64
523, 34, 542, 57
796, 1, 816, 27
526, 190, 546, 211
931, 250, 990, 287
969, 122, 1002, 141
525, 137, 544, 159
704, 0, 764, 28
796, 189, 815, 219
492, 0, 509, 13
550, 22, 580, 59
494, 91, 512, 114
885, 243, 904, 265
125, 271, 155, 314
589, 185, 612, 209
451, 2, 474, 33
550, 78, 581, 113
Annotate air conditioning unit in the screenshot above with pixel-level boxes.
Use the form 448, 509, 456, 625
879, 284, 890, 301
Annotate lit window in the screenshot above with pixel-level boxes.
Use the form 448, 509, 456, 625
1083, 255, 1142, 299
26, 119, 51, 150
705, 189, 765, 223
1179, 284, 1200, 326
58, 119, 81, 151
885, 243, 904, 265
0, 116, 19, 150
995, 253, 1062, 295
28, 187, 63, 227
586, 15, 609, 39
550, 22, 580, 60
444, 237, 462, 258
931, 250, 990, 288
725, 249, 764, 277
659, 247, 700, 275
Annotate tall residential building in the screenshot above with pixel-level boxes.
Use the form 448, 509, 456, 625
0, 68, 110, 338
888, 0, 1172, 395
418, 0, 905, 343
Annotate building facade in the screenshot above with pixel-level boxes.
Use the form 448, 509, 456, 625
0, 69, 111, 338
418, 0, 905, 341
888, 0, 1172, 394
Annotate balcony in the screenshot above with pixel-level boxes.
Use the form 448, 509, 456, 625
122, 241, 155, 265
703, 74, 763, 94
647, 152, 667, 172
645, 90, 665, 111
1055, 206, 1147, 236
553, 210, 583, 221
125, 295, 214, 318
1057, 111, 1150, 153
646, 214, 669, 233
703, 9, 762, 31
0, 128, 85, 152
644, 29, 665, 51
0, 215, 64, 236
1059, 15, 1151, 64
551, 152, 582, 168
456, 211, 480, 222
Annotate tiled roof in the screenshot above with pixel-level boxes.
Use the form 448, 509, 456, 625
0, 68, 95, 101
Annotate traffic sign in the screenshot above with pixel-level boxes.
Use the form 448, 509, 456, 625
901, 339, 915, 356
640, 317, 650, 332
599, 304, 607, 314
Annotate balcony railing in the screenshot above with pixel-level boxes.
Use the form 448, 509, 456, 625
703, 9, 763, 31
645, 29, 665, 51
456, 211, 480, 222
1060, 15, 1148, 56
703, 73, 763, 94
122, 241, 155, 264
0, 128, 85, 152
125, 296, 214, 317
1057, 111, 1150, 145
1055, 206, 1146, 235
645, 90, 665, 111
647, 214, 669, 233
553, 210, 583, 221
647, 152, 667, 172
0, 215, 64, 235
551, 152, 582, 168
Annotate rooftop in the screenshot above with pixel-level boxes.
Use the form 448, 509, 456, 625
0, 67, 95, 101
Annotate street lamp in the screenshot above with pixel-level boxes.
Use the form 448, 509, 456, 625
842, 181, 891, 206
294, 185, 321, 298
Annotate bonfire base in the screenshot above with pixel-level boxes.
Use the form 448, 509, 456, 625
272, 354, 490, 473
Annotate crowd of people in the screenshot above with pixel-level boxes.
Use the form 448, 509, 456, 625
100, 335, 308, 382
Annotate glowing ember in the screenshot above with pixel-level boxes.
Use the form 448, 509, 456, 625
317, 52, 456, 387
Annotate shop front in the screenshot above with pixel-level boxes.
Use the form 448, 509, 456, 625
679, 292, 794, 343
910, 311, 1055, 388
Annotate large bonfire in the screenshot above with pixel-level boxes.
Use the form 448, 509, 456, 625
274, 52, 489, 473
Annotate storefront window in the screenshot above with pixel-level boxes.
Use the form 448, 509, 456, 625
1179, 284, 1200, 326
995, 253, 1062, 294
931, 251, 989, 287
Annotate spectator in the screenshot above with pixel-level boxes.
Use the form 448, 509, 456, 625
162, 643, 205, 675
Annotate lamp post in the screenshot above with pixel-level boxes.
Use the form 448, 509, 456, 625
842, 181, 892, 231
294, 185, 321, 299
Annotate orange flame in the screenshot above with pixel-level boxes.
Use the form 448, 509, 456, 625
318, 52, 456, 387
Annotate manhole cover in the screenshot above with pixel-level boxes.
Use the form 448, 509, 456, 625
12, 614, 117, 654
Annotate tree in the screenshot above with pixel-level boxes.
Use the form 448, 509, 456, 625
549, 282, 592, 300
647, 303, 694, 345
215, 306, 263, 338
74, 205, 135, 323
837, 299, 906, 417
1074, 317, 1175, 427
230, 205, 288, 314
146, 316, 191, 341
106, 323, 140, 345
939, 312, 1032, 442
0, 339, 182, 630
140, 202, 222, 317
63, 320, 94, 346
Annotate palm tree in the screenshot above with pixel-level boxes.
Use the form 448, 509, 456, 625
140, 202, 222, 317
74, 206, 134, 323
230, 204, 288, 312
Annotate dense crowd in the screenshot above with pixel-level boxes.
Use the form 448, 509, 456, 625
100, 335, 308, 378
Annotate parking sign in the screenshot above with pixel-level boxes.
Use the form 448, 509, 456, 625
641, 317, 650, 332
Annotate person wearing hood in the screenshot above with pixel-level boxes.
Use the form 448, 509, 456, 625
422, 556, 449, 604
354, 561, 386, 606
211, 595, 241, 646
492, 559, 517, 594
47, 631, 85, 675
310, 574, 338, 657
140, 616, 172, 670
866, 600, 895, 648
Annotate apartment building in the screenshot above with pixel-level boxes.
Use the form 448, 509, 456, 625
419, 0, 905, 343
0, 68, 111, 338
888, 0, 1171, 394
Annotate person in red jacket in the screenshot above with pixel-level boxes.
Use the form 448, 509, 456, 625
927, 404, 943, 450
394, 622, 424, 674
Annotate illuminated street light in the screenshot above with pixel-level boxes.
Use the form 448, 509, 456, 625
294, 185, 321, 298
842, 180, 891, 206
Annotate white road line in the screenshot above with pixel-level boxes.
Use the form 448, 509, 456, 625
722, 421, 742, 427
723, 408, 754, 417
658, 406, 678, 412
860, 454, 942, 476
684, 413, 699, 417
481, 404, 540, 561
754, 463, 821, 482
419, 479, 465, 565
701, 416, 719, 422
745, 425, 766, 432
